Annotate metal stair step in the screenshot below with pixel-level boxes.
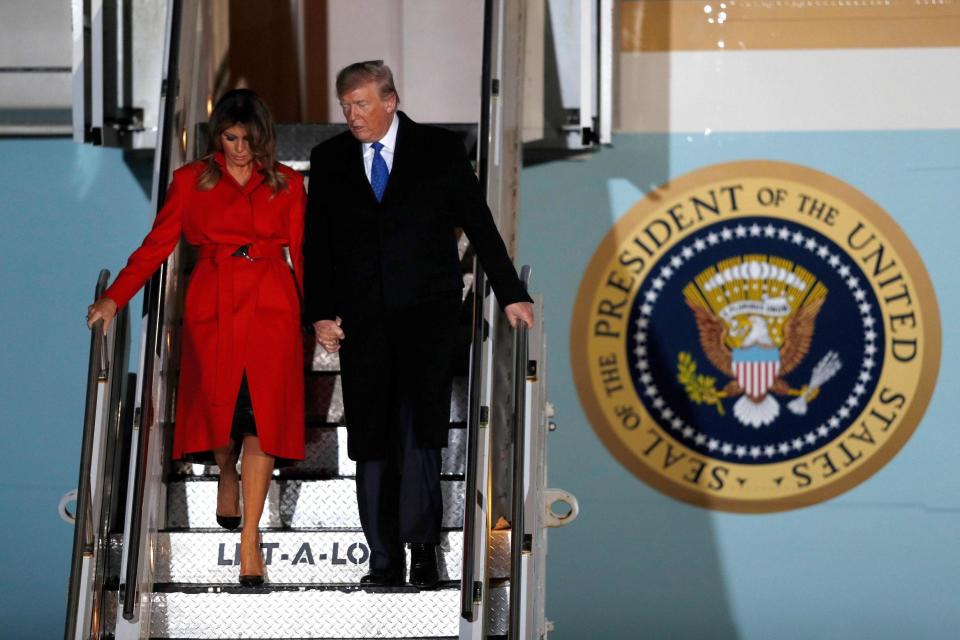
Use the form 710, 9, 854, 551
172, 425, 467, 479
276, 123, 349, 170
151, 636, 507, 640
105, 585, 508, 638
132, 530, 509, 584
276, 122, 478, 171
166, 478, 465, 530
305, 375, 468, 425
150, 635, 476, 640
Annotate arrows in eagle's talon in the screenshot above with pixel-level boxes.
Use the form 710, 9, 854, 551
787, 352, 840, 415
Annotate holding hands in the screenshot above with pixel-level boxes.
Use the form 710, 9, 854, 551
314, 303, 532, 355
314, 317, 345, 353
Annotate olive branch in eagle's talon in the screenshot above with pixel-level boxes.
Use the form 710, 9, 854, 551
677, 352, 728, 416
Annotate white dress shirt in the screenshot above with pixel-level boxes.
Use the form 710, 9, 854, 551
361, 114, 399, 183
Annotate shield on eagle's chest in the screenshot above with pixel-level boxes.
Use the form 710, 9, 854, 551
732, 346, 781, 399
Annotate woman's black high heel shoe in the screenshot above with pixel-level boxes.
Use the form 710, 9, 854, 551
215, 476, 241, 530
239, 531, 264, 587
238, 573, 264, 587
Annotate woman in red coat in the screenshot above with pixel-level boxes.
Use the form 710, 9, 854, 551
86, 90, 305, 586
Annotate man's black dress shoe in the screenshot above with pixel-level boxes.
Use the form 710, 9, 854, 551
408, 543, 439, 589
360, 568, 404, 587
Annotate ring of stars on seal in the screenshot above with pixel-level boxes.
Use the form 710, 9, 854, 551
628, 221, 879, 463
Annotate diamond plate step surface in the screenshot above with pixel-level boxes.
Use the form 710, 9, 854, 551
276, 123, 348, 168
172, 426, 467, 479
166, 478, 465, 530
308, 344, 342, 372
276, 122, 478, 170
138, 530, 509, 584
106, 586, 508, 638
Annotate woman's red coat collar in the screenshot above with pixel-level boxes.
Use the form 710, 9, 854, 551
213, 152, 266, 193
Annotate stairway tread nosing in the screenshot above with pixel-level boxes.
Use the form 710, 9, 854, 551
113, 530, 509, 585
103, 584, 510, 638
166, 477, 466, 529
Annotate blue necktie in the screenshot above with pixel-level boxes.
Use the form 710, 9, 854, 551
370, 141, 388, 202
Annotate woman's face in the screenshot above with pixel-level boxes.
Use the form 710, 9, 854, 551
220, 124, 253, 168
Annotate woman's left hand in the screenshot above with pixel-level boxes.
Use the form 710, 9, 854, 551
87, 297, 118, 334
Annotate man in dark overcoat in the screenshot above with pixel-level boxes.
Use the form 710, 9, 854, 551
303, 61, 534, 588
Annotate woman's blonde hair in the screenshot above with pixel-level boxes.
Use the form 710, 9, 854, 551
197, 89, 286, 193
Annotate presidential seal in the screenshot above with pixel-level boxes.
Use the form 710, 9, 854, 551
571, 161, 940, 512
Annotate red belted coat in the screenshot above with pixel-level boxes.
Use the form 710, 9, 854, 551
104, 154, 306, 462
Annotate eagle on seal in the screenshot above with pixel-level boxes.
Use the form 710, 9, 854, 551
687, 295, 826, 427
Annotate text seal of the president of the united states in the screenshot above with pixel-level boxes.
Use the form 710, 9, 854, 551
571, 161, 940, 512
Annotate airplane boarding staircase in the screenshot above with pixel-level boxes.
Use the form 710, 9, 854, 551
63, 1, 578, 638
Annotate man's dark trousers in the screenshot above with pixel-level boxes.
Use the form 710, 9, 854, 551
355, 393, 443, 573
351, 299, 458, 574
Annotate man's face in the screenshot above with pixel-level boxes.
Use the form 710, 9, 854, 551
339, 81, 397, 143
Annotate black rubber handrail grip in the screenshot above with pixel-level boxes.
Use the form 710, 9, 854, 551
508, 265, 531, 640
460, 0, 496, 623
122, 0, 183, 621
64, 269, 109, 640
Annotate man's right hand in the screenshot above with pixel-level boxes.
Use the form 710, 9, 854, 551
314, 317, 345, 353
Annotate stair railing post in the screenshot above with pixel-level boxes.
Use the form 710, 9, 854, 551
508, 265, 531, 639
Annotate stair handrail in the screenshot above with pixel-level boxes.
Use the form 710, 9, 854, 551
461, 0, 497, 622
461, 262, 488, 622
121, 0, 183, 620
65, 269, 131, 640
121, 267, 164, 620
508, 265, 532, 640
64, 269, 109, 639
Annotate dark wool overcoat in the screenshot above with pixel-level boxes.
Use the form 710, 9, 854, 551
303, 112, 530, 461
